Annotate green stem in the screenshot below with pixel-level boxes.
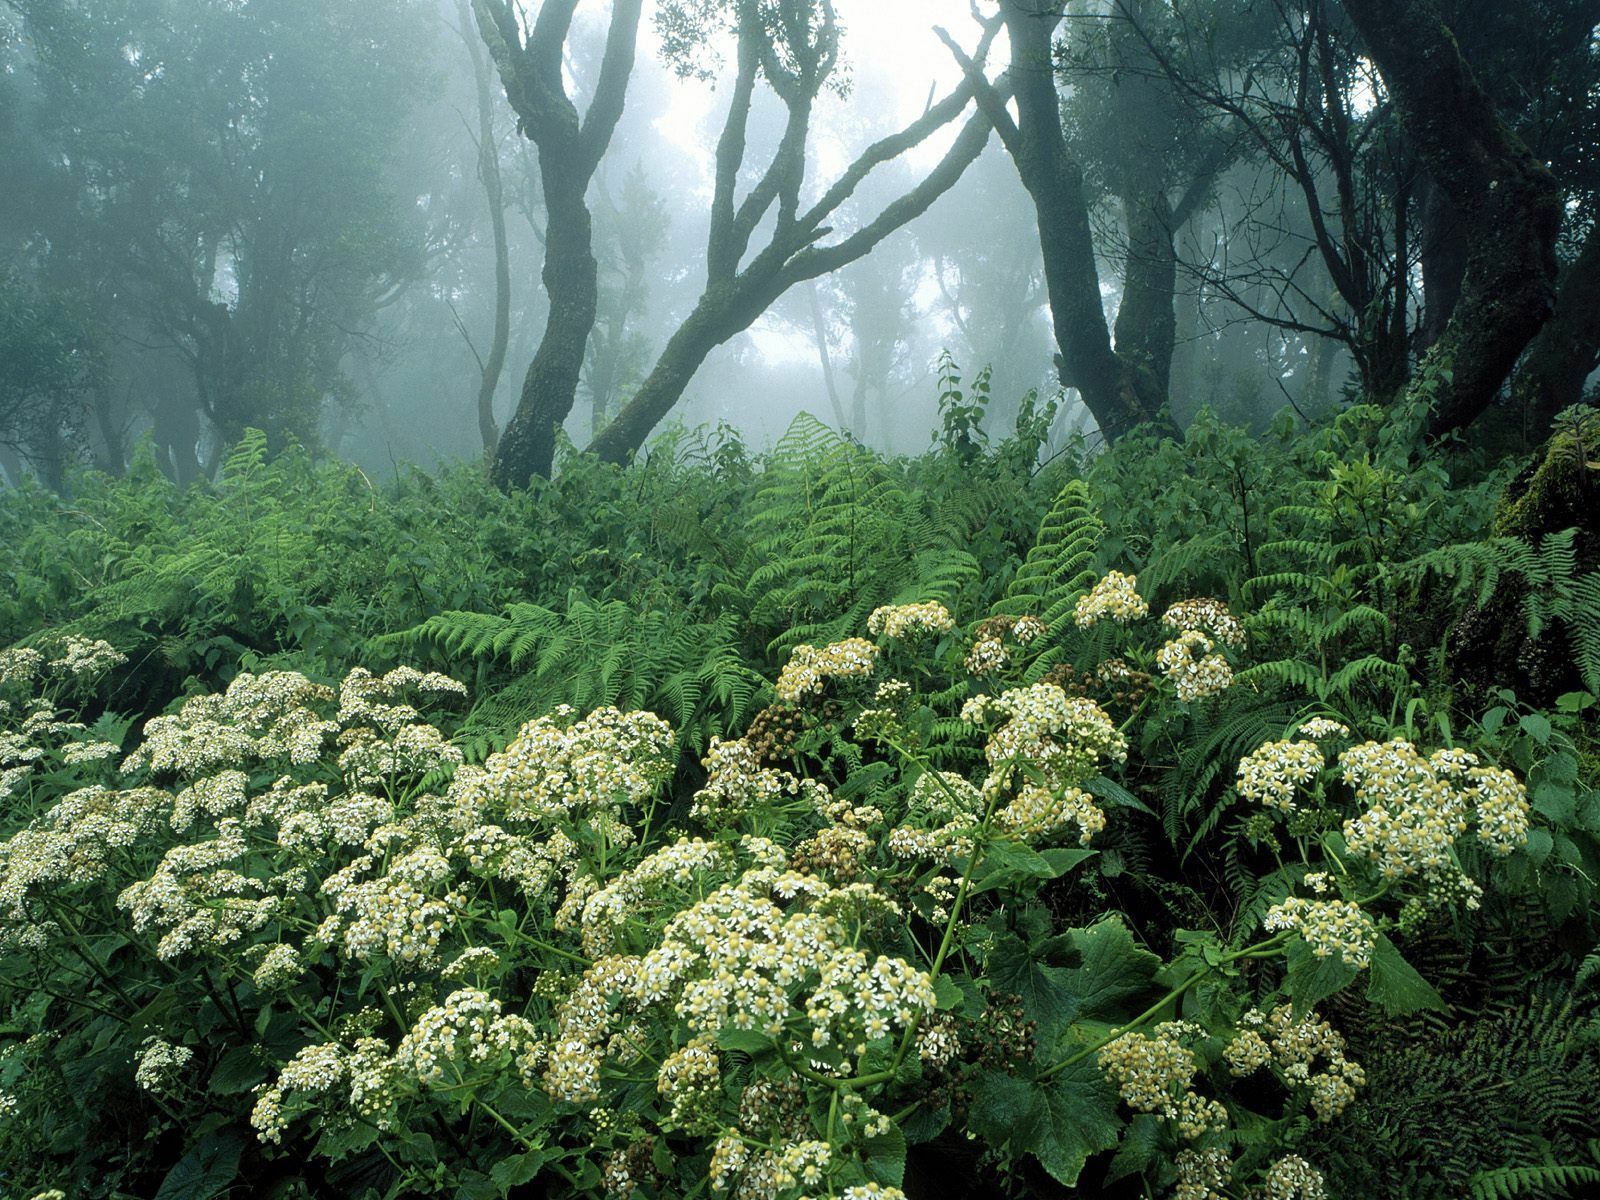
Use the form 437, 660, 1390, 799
1040, 932, 1290, 1080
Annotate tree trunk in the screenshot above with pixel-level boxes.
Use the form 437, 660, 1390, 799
587, 283, 764, 466
460, 0, 509, 458
1339, 0, 1562, 437
1511, 222, 1600, 435
1112, 190, 1178, 418
90, 382, 126, 477
806, 281, 850, 433
994, 0, 1160, 442
1415, 172, 1467, 354
490, 166, 598, 489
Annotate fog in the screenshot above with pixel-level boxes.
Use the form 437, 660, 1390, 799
342, 0, 1060, 472
11, 0, 1505, 489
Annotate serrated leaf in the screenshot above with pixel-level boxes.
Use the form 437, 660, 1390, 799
1061, 917, 1162, 1025
208, 1045, 267, 1095
153, 1131, 243, 1200
1364, 935, 1445, 1015
490, 1150, 548, 1194
966, 1062, 1122, 1186
715, 1028, 771, 1054
863, 1126, 907, 1186
987, 934, 1073, 1039
1284, 938, 1359, 1009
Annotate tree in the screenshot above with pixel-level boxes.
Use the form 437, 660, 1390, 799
1337, 0, 1563, 436
455, 0, 513, 458
6, 0, 431, 470
585, 0, 1002, 466
472, 0, 645, 488
941, 0, 1204, 443
583, 165, 670, 438
0, 271, 97, 488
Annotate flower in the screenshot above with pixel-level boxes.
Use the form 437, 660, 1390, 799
134, 1039, 193, 1092
867, 602, 955, 639
775, 639, 878, 702
1156, 630, 1234, 701
1264, 897, 1377, 969
1161, 598, 1245, 648
1074, 571, 1148, 627
1237, 740, 1325, 812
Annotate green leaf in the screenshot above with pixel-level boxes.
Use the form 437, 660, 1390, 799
967, 1062, 1122, 1186
987, 935, 1074, 1039
932, 974, 964, 1012
1532, 780, 1576, 823
863, 1126, 907, 1187
715, 1028, 772, 1054
1364, 935, 1445, 1015
1085, 776, 1154, 816
1284, 938, 1359, 1009
1524, 827, 1554, 864
489, 1151, 548, 1194
1518, 713, 1552, 744
1061, 917, 1162, 1025
974, 840, 1063, 893
153, 1131, 244, 1200
208, 1045, 267, 1095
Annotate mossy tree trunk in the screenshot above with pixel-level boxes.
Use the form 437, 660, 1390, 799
1340, 0, 1563, 438
473, 0, 644, 490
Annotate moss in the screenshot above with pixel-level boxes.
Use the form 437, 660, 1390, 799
1491, 409, 1599, 554
1446, 411, 1599, 703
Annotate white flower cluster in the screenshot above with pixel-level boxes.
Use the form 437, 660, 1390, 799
1264, 896, 1377, 969
1297, 717, 1350, 740
775, 638, 879, 703
251, 1038, 398, 1143
656, 1037, 721, 1132
1175, 1147, 1233, 1200
963, 683, 1128, 783
1156, 630, 1234, 701
0, 647, 46, 688
996, 783, 1106, 845
867, 601, 956, 640
963, 636, 1009, 676
691, 737, 813, 827
133, 1038, 193, 1092
337, 665, 467, 733
1236, 739, 1325, 812
46, 636, 128, 680
0, 785, 171, 935
394, 986, 541, 1088
1339, 739, 1529, 898
1258, 1154, 1327, 1200
1162, 598, 1246, 649
1074, 571, 1149, 627
1097, 1021, 1228, 1141
1224, 1006, 1363, 1122
479, 706, 675, 837
122, 671, 346, 779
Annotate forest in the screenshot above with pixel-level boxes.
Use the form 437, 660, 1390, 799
1, 1, 1599, 1198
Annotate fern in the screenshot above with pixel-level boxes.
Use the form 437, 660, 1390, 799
1402, 530, 1600, 692
1470, 1162, 1600, 1200
993, 477, 1102, 624
386, 591, 763, 750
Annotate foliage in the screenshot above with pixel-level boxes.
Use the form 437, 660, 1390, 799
0, 406, 1595, 1200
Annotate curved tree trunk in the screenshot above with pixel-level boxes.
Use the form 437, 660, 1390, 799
587, 284, 764, 466
1416, 172, 1467, 355
1511, 221, 1600, 435
1339, 0, 1562, 437
474, 0, 644, 490
458, 0, 509, 458
490, 168, 597, 488
1113, 190, 1178, 418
